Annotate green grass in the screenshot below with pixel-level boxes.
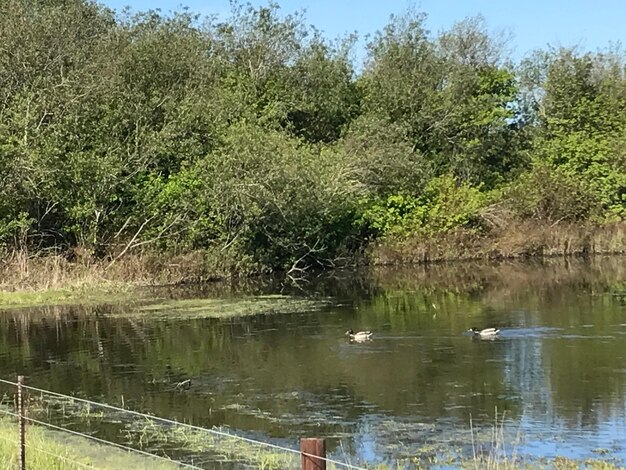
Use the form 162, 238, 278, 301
0, 284, 138, 309
0, 417, 180, 469
126, 417, 300, 469
27, 395, 326, 469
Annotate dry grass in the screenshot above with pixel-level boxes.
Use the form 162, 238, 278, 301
468, 409, 519, 470
0, 222, 623, 303
0, 249, 230, 307
461, 409, 623, 470
371, 221, 626, 265
0, 250, 224, 294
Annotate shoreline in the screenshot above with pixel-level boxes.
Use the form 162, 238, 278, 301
0, 413, 622, 470
0, 222, 624, 308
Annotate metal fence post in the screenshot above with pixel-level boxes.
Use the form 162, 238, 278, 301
17, 375, 25, 470
301, 438, 325, 470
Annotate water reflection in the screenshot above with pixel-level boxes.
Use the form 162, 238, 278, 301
0, 257, 624, 465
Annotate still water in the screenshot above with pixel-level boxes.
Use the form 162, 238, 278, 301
0, 258, 625, 467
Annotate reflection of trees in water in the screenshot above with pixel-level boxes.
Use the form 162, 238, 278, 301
504, 335, 554, 420
0, 306, 515, 429
369, 257, 624, 306
543, 336, 626, 429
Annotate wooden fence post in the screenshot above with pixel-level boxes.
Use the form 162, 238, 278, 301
301, 438, 325, 470
17, 375, 25, 470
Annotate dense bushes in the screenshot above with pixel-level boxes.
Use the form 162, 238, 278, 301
0, 0, 624, 274
501, 164, 603, 223
359, 176, 486, 238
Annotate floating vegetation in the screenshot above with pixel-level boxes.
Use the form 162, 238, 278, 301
20, 392, 626, 470
124, 417, 301, 469
0, 291, 332, 321
129, 295, 332, 320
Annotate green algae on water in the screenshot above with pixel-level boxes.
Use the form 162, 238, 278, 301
130, 295, 332, 319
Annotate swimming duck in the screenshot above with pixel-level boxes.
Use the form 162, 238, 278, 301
468, 327, 500, 338
345, 329, 373, 342
175, 379, 192, 391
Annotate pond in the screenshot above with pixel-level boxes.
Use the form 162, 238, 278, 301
0, 257, 625, 467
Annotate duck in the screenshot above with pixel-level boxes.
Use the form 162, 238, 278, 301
345, 329, 373, 342
175, 379, 192, 391
468, 327, 500, 338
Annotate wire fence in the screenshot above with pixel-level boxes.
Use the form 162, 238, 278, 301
0, 407, 99, 469
0, 376, 367, 470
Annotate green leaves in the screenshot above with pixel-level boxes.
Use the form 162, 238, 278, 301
360, 13, 523, 187
359, 175, 486, 239
502, 163, 603, 223
0, 1, 622, 271
527, 47, 626, 220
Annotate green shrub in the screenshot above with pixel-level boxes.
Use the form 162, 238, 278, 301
359, 175, 487, 239
145, 123, 364, 271
501, 163, 603, 222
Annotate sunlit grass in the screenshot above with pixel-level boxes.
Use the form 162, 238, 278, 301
0, 283, 329, 319
0, 284, 137, 309
28, 396, 309, 469
124, 417, 301, 469
0, 416, 179, 469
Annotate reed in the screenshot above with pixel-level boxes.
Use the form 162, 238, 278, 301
371, 221, 626, 265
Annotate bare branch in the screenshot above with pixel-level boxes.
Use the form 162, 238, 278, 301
106, 216, 154, 270
113, 216, 132, 240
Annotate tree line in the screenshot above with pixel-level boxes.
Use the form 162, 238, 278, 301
1, 0, 624, 274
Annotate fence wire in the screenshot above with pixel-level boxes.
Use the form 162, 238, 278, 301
24, 416, 203, 470
0, 418, 99, 469
0, 377, 367, 469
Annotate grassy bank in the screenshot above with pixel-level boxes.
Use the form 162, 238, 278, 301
0, 416, 179, 469
0, 250, 222, 308
7, 409, 622, 470
0, 286, 139, 309
0, 221, 624, 308
0, 249, 222, 291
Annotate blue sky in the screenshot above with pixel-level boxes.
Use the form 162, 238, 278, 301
100, 0, 626, 61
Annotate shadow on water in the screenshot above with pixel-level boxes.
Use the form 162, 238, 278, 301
0, 256, 624, 466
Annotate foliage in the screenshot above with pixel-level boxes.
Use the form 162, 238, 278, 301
360, 175, 486, 239
0, 1, 624, 274
360, 13, 524, 187
145, 123, 364, 271
520, 47, 626, 219
501, 163, 603, 222
338, 114, 433, 196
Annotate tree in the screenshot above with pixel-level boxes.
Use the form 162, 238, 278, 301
359, 12, 524, 187
528, 47, 626, 217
